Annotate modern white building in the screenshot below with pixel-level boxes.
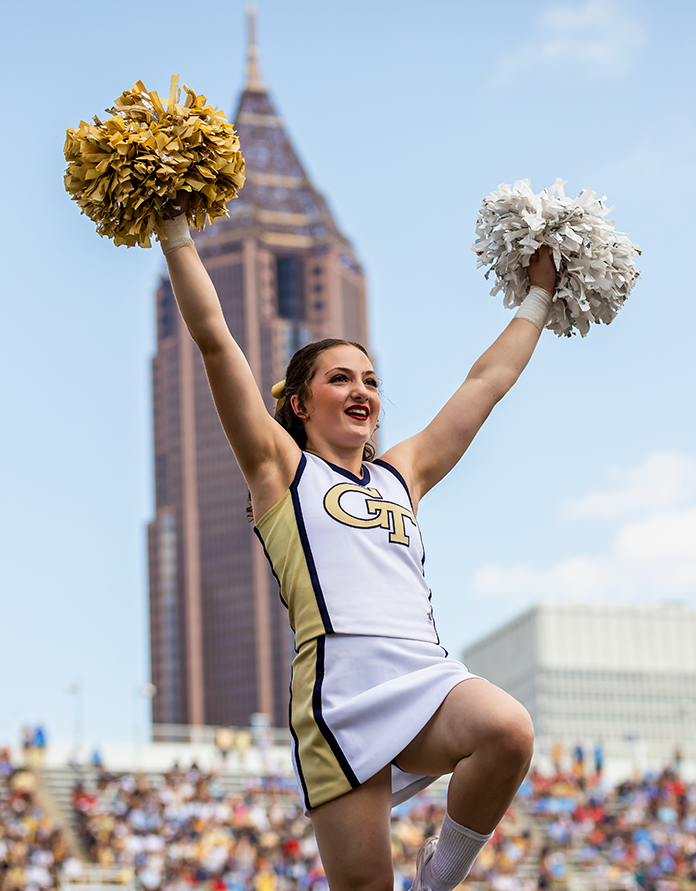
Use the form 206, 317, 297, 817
463, 603, 696, 776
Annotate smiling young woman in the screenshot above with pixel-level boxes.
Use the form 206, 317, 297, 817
160, 204, 556, 891
288, 345, 381, 473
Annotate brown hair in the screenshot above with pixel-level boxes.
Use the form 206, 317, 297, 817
247, 338, 378, 521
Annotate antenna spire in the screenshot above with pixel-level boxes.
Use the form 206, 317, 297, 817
245, 4, 265, 92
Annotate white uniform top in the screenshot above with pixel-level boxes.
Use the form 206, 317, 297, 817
254, 452, 439, 649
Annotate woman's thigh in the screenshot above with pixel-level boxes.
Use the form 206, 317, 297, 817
309, 765, 394, 891
395, 678, 534, 777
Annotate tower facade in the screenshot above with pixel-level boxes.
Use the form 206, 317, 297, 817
147, 20, 370, 729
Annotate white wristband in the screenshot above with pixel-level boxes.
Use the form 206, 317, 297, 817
160, 215, 193, 255
514, 286, 553, 331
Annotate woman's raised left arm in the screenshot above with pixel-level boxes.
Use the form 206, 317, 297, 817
381, 247, 556, 507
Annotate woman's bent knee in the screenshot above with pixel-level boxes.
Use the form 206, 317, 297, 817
487, 703, 534, 769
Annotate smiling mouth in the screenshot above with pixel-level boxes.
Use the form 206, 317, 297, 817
345, 406, 369, 419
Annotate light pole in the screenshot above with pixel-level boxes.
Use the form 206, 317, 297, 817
623, 730, 639, 776
67, 682, 84, 760
676, 698, 695, 775
133, 684, 157, 767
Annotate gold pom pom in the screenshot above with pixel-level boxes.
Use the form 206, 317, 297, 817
64, 75, 246, 248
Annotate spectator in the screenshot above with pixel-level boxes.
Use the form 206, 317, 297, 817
594, 743, 604, 778
90, 749, 103, 770
551, 740, 564, 775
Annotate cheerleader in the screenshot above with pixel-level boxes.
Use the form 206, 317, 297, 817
159, 202, 556, 891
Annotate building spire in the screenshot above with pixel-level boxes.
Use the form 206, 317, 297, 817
245, 4, 265, 92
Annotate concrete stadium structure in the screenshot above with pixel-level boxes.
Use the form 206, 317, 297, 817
463, 602, 696, 777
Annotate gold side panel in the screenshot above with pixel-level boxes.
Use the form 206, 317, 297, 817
255, 490, 325, 647
290, 639, 354, 809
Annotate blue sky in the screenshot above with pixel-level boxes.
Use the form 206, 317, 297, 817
1, 0, 694, 747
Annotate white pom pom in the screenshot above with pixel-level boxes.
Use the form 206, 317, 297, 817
472, 179, 641, 337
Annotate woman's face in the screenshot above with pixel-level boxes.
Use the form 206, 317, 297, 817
293, 345, 380, 452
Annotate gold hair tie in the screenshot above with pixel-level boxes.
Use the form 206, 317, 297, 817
271, 379, 286, 413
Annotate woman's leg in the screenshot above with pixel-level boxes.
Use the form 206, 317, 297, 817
309, 764, 394, 891
396, 678, 534, 890
398, 678, 533, 830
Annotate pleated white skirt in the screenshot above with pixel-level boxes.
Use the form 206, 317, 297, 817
289, 634, 481, 812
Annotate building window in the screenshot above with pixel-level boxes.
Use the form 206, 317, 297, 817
159, 279, 176, 338
276, 256, 305, 321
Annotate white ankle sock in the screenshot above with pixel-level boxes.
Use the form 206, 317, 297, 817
423, 812, 494, 891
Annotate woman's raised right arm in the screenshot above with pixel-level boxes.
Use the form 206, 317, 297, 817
163, 235, 300, 495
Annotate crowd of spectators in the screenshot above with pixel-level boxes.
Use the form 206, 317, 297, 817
0, 748, 82, 891
518, 764, 696, 891
73, 766, 322, 891
71, 765, 535, 891
2, 739, 696, 891
71, 761, 696, 891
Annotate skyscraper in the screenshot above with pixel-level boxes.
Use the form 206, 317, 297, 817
148, 14, 370, 729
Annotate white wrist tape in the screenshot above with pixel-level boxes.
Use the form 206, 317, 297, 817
514, 286, 553, 331
160, 215, 193, 255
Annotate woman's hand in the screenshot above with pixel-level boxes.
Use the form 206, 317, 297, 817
163, 190, 190, 220
528, 245, 556, 296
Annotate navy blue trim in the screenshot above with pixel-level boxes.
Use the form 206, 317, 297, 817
291, 455, 334, 634
373, 458, 413, 510
311, 453, 371, 486
251, 454, 306, 616
291, 453, 308, 487
427, 589, 444, 649
253, 527, 289, 611
312, 636, 360, 789
288, 662, 311, 810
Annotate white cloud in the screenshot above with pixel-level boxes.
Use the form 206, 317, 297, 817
616, 509, 696, 562
492, 0, 646, 85
473, 452, 696, 607
476, 556, 609, 601
565, 452, 696, 520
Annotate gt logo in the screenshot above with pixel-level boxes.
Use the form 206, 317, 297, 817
323, 482, 416, 546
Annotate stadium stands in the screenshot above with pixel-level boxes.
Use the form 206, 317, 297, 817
2, 741, 695, 891
0, 748, 83, 891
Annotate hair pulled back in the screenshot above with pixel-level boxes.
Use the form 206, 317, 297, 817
275, 338, 377, 462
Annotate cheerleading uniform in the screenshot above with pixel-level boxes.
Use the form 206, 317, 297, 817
254, 452, 478, 812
